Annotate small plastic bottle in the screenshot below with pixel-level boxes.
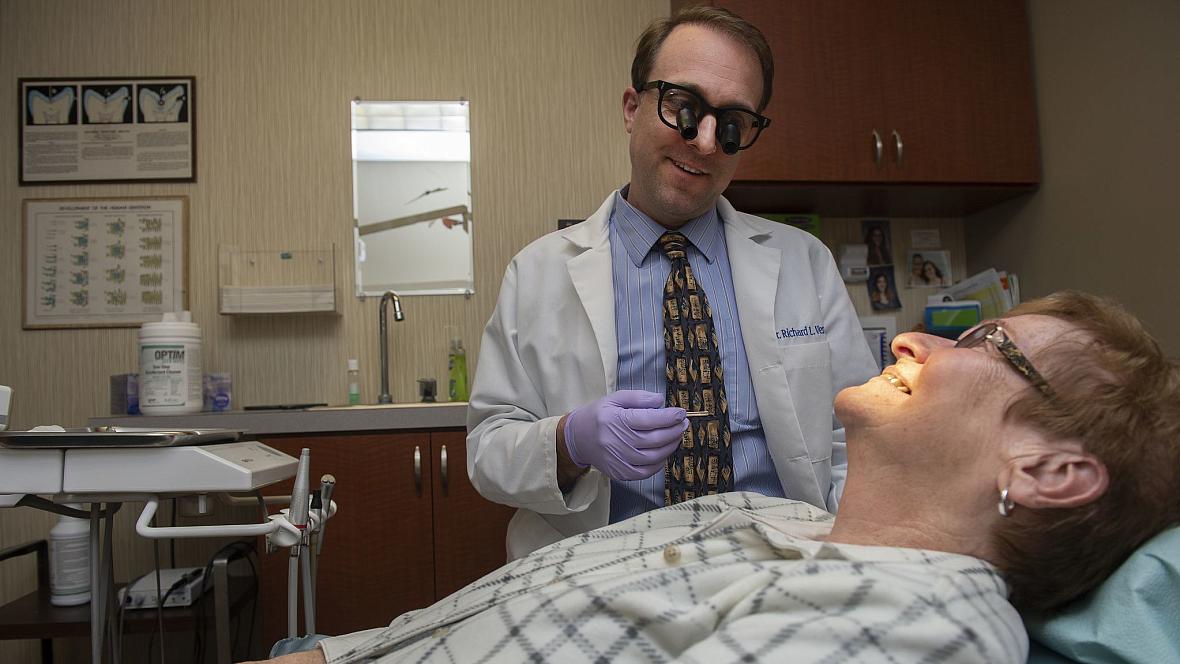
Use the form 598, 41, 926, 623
347, 359, 361, 405
447, 331, 469, 402
49, 505, 91, 606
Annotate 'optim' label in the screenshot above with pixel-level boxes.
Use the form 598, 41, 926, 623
140, 343, 201, 407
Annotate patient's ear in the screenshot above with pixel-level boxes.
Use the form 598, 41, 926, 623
1005, 448, 1109, 510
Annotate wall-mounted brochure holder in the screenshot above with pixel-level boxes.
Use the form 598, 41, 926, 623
859, 315, 897, 371
218, 245, 339, 315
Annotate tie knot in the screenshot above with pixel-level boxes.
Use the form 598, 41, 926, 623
658, 232, 689, 259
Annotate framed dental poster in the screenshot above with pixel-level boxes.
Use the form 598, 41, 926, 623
18, 76, 196, 184
23, 197, 188, 329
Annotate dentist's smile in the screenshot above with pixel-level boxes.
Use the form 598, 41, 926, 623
671, 158, 706, 175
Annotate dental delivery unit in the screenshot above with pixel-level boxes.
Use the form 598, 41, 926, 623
0, 395, 337, 664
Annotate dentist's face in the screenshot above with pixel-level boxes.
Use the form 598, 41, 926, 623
622, 24, 763, 228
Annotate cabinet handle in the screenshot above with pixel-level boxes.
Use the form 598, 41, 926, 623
440, 445, 449, 496
892, 130, 904, 166
413, 445, 422, 496
872, 130, 883, 168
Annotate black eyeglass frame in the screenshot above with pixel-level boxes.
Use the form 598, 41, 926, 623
640, 80, 771, 151
955, 321, 1056, 399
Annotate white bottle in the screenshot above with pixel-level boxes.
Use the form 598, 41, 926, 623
347, 358, 361, 405
49, 505, 91, 606
139, 311, 203, 415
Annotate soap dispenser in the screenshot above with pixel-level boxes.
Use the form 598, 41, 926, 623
447, 327, 469, 402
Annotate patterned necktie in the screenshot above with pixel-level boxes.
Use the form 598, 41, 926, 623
658, 232, 733, 505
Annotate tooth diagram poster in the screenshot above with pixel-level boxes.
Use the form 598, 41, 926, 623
23, 197, 188, 329
19, 77, 196, 184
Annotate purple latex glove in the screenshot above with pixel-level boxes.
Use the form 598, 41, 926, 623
563, 390, 688, 481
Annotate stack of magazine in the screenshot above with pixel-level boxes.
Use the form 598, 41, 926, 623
930, 268, 1019, 319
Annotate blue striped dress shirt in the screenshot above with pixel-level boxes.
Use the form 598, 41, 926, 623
608, 189, 784, 522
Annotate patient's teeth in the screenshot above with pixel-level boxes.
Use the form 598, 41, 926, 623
882, 374, 910, 394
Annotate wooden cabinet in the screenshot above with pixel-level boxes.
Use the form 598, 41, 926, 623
675, 0, 1040, 215
874, 1, 1039, 186
255, 430, 514, 646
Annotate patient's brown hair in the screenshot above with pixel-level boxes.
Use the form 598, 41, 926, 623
993, 291, 1180, 612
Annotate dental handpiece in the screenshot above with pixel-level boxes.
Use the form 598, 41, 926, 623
316, 474, 335, 555
289, 448, 311, 530
286, 450, 311, 639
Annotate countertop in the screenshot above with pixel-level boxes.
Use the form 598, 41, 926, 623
88, 402, 467, 437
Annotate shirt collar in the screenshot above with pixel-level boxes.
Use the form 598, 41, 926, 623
612, 187, 724, 267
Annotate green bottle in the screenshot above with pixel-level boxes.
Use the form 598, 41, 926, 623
448, 334, 469, 402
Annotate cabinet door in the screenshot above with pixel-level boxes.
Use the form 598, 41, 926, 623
430, 431, 515, 598
257, 433, 435, 647
881, 0, 1039, 184
682, 0, 1039, 190
723, 0, 888, 183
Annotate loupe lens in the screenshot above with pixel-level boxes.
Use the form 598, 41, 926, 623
676, 107, 698, 140
719, 120, 742, 155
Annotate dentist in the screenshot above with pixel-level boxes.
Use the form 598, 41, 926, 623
467, 6, 878, 559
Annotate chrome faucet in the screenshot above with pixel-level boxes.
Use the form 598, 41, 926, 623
377, 290, 405, 404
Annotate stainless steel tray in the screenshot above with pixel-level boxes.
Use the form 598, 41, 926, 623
0, 427, 243, 448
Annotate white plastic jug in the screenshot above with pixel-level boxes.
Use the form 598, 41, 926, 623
139, 311, 202, 415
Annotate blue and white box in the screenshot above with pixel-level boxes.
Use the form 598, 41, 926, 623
110, 374, 139, 415
203, 373, 232, 412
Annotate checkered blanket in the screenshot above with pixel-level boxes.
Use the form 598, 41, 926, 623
321, 493, 1027, 663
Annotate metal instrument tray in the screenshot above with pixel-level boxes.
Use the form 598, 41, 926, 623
0, 427, 243, 448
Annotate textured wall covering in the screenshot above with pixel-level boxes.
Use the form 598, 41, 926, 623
1, 0, 664, 426
0, 2, 663, 660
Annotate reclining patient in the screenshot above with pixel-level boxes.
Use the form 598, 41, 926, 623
257, 291, 1180, 664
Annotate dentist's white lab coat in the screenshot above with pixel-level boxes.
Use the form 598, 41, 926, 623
467, 193, 878, 559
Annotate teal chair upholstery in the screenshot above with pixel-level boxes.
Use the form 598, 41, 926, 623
1024, 527, 1180, 664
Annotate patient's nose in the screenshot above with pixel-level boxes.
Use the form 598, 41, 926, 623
892, 332, 954, 363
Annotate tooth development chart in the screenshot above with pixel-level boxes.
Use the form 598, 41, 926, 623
23, 197, 187, 329
19, 77, 195, 184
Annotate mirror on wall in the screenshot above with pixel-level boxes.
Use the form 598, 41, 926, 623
351, 100, 474, 296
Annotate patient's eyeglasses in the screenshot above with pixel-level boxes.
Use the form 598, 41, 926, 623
641, 80, 771, 153
955, 322, 1056, 399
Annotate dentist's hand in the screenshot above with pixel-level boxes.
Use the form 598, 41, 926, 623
562, 390, 687, 481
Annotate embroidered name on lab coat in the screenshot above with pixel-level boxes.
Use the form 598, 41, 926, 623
776, 324, 825, 339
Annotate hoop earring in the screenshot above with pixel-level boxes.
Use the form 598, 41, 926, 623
998, 488, 1016, 517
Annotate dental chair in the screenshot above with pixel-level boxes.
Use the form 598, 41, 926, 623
257, 526, 1180, 664
1024, 527, 1180, 664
